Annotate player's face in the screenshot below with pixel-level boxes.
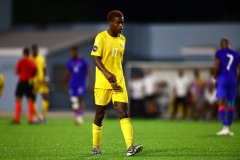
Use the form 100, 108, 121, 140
70, 49, 78, 58
32, 48, 38, 56
110, 16, 124, 35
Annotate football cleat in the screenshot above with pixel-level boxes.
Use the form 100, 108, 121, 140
216, 126, 234, 136
92, 147, 102, 155
127, 144, 143, 156
10, 120, 20, 125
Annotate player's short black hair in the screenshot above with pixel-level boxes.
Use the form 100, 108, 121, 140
31, 44, 38, 50
23, 47, 30, 56
107, 10, 124, 21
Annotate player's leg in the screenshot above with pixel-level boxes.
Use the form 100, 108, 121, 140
216, 82, 229, 135
70, 96, 84, 125
92, 104, 107, 155
69, 85, 85, 125
26, 81, 35, 124
92, 89, 111, 155
13, 81, 23, 124
225, 85, 237, 135
226, 100, 235, 134
113, 90, 143, 156
39, 84, 50, 124
227, 85, 237, 127
75, 97, 84, 124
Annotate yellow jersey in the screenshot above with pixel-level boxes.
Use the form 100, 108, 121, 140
0, 73, 5, 96
91, 30, 126, 90
30, 54, 47, 82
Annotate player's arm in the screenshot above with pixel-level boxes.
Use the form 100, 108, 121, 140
15, 61, 21, 75
43, 58, 49, 83
237, 63, 240, 84
213, 57, 221, 80
86, 66, 93, 92
93, 56, 117, 83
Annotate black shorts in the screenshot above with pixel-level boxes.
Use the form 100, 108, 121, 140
15, 81, 34, 98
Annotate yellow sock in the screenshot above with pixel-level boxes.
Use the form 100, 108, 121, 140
120, 118, 133, 149
92, 123, 102, 148
42, 100, 49, 118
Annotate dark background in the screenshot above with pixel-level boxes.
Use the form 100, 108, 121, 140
12, 0, 240, 24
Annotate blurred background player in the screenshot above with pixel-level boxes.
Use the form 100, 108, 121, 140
214, 37, 240, 136
90, 10, 143, 156
64, 46, 93, 125
0, 70, 5, 98
12, 47, 37, 124
30, 44, 50, 124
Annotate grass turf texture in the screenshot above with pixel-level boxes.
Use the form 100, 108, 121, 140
0, 117, 240, 160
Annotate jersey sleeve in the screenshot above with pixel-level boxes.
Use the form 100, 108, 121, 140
91, 34, 103, 57
15, 60, 21, 74
66, 60, 71, 71
215, 50, 221, 59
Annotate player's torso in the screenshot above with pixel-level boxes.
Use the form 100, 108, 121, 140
30, 55, 45, 81
18, 58, 35, 81
217, 49, 239, 83
100, 32, 125, 73
68, 59, 87, 85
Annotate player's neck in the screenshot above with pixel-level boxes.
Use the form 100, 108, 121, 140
107, 29, 119, 37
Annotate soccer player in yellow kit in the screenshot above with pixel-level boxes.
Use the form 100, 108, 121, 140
91, 10, 143, 156
30, 44, 50, 124
0, 71, 5, 98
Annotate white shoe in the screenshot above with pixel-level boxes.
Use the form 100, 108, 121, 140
75, 116, 83, 125
216, 126, 234, 136
216, 126, 228, 136
226, 129, 234, 136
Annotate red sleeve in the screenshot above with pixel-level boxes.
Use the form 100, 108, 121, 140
15, 60, 21, 74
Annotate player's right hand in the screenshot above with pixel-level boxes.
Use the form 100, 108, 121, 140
105, 71, 117, 83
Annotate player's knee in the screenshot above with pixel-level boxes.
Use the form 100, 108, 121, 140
70, 97, 79, 110
117, 110, 128, 119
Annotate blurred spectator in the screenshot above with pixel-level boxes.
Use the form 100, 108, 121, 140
12, 47, 37, 124
128, 72, 145, 118
169, 69, 191, 120
189, 69, 205, 120
0, 70, 5, 98
156, 81, 171, 118
200, 82, 218, 121
142, 68, 160, 118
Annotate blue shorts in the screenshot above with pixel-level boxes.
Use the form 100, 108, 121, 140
69, 85, 86, 97
216, 82, 237, 101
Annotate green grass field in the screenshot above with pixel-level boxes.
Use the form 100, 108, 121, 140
0, 117, 240, 160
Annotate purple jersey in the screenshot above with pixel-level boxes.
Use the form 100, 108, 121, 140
215, 48, 240, 100
215, 48, 240, 84
66, 58, 89, 88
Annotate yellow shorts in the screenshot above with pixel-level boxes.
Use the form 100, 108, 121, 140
33, 82, 49, 94
94, 88, 128, 106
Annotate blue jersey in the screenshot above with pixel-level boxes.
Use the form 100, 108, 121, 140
215, 48, 240, 100
215, 48, 240, 84
66, 58, 89, 88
